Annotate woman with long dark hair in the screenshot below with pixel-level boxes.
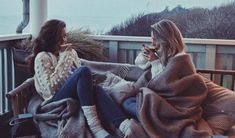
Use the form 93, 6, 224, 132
28, 19, 111, 138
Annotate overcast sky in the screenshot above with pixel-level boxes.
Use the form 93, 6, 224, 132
0, 0, 234, 34
2, 0, 233, 15
48, 0, 235, 33
48, 0, 234, 16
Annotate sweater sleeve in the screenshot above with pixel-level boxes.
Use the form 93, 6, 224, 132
34, 49, 81, 100
150, 60, 164, 79
134, 52, 151, 70
58, 49, 81, 68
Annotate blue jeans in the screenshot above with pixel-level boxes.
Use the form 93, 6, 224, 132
122, 97, 137, 118
51, 66, 127, 127
52, 66, 94, 105
93, 85, 127, 127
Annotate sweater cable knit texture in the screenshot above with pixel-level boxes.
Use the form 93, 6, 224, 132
34, 49, 81, 101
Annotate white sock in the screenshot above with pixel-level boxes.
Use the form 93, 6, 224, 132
82, 105, 109, 138
119, 119, 131, 135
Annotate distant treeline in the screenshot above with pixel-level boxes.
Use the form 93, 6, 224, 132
106, 2, 235, 39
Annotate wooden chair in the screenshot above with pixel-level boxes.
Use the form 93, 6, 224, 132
6, 78, 35, 116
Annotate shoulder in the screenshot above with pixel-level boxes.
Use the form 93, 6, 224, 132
168, 54, 193, 67
165, 54, 196, 77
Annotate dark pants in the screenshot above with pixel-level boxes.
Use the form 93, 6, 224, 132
52, 66, 94, 105
51, 66, 127, 127
122, 97, 137, 118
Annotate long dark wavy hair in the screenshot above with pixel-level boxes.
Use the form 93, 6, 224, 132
27, 19, 66, 74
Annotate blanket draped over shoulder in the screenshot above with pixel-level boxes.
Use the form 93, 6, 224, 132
135, 54, 211, 138
28, 57, 235, 138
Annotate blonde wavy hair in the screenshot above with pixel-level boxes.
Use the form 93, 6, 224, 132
151, 19, 185, 66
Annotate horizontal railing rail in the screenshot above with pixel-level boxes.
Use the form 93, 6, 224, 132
197, 69, 235, 90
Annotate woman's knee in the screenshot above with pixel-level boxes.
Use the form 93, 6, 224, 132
77, 66, 91, 74
73, 66, 91, 77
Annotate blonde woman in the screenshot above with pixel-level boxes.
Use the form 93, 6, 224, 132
123, 19, 186, 117
121, 19, 211, 137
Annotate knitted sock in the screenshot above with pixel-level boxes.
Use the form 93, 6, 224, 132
82, 105, 109, 138
119, 119, 131, 135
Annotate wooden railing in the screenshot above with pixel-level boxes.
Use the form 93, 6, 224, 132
197, 69, 235, 90
0, 34, 31, 114
91, 35, 235, 70
1, 34, 235, 114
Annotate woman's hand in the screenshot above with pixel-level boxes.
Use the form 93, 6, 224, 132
60, 43, 73, 51
142, 44, 158, 61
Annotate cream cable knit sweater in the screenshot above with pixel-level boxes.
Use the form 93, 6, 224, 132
135, 51, 185, 78
34, 48, 81, 101
135, 52, 164, 78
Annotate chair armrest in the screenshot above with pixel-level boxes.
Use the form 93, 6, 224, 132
6, 78, 35, 116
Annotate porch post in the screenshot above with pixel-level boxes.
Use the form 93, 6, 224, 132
30, 0, 47, 38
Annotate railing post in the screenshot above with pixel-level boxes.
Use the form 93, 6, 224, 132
3, 49, 8, 113
0, 47, 14, 114
0, 50, 3, 113
205, 45, 216, 69
108, 41, 118, 62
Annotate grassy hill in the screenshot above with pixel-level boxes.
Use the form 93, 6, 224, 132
107, 2, 235, 39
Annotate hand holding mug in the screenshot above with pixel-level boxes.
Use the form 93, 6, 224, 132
60, 43, 73, 51
142, 44, 159, 61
